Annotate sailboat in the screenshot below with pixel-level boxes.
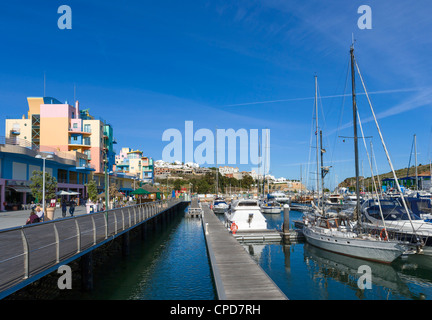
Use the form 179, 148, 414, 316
302, 46, 413, 264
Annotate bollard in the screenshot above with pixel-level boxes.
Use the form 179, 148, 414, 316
283, 204, 290, 234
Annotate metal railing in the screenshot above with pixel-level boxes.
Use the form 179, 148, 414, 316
0, 198, 181, 296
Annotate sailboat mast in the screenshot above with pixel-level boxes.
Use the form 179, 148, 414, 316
415, 134, 418, 191
350, 46, 361, 222
315, 75, 320, 205
320, 130, 325, 216
215, 126, 218, 195
263, 129, 266, 198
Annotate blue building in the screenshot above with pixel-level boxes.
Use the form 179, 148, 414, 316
0, 137, 94, 211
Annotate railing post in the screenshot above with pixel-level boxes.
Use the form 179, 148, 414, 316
53, 224, 60, 263
91, 216, 96, 245
121, 208, 125, 230
114, 209, 118, 234
75, 218, 81, 253
20, 228, 29, 279
128, 208, 132, 227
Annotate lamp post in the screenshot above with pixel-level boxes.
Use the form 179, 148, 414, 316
35, 154, 53, 222
103, 155, 109, 216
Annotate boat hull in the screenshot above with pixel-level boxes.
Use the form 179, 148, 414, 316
261, 207, 282, 214
303, 227, 406, 263
213, 205, 228, 214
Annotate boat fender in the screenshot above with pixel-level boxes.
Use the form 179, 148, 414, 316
230, 222, 238, 234
379, 228, 388, 241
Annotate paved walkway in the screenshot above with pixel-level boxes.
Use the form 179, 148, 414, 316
0, 206, 88, 230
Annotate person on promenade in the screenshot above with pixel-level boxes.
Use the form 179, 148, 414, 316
69, 199, 76, 216
35, 206, 44, 221
61, 200, 67, 218
26, 210, 40, 224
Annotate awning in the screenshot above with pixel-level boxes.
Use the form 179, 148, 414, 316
131, 188, 151, 195
6, 186, 32, 193
56, 190, 81, 196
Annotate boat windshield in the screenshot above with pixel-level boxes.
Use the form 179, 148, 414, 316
238, 201, 258, 206
365, 204, 421, 221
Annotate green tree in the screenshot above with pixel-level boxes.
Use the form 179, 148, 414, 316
173, 179, 183, 191
196, 179, 211, 194
241, 174, 254, 190
29, 170, 58, 203
86, 179, 98, 202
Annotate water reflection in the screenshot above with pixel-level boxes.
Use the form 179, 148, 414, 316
245, 240, 432, 300
303, 243, 414, 299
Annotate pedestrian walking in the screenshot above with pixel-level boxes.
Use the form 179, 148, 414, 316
61, 200, 67, 218
69, 199, 76, 216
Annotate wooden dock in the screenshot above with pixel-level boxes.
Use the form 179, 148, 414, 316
187, 198, 202, 217
201, 203, 288, 300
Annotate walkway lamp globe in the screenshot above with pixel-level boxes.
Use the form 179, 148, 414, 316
35, 154, 53, 221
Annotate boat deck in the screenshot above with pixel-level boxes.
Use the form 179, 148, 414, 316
202, 203, 288, 300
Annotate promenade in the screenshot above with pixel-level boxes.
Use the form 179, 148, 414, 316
0, 206, 88, 230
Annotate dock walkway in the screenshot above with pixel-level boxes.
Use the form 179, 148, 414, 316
202, 203, 287, 300
187, 198, 202, 217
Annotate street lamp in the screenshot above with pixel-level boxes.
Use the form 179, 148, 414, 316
35, 154, 53, 221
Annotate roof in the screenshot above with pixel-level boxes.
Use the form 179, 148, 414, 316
141, 184, 160, 193
131, 188, 151, 195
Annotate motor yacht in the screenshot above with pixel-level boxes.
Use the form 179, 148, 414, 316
260, 200, 282, 214
224, 199, 267, 231
212, 197, 229, 214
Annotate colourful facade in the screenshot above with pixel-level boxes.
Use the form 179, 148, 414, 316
115, 147, 154, 184
5, 98, 116, 174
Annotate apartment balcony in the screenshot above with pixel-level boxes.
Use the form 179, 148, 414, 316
69, 128, 91, 135
68, 140, 91, 148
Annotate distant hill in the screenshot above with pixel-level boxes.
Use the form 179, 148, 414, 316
338, 164, 431, 190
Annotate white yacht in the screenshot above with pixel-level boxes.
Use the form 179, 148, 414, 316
225, 199, 267, 231
303, 214, 412, 264
212, 197, 229, 214
269, 192, 290, 204
260, 200, 282, 214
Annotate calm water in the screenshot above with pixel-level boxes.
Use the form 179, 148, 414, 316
246, 209, 432, 300
72, 210, 216, 300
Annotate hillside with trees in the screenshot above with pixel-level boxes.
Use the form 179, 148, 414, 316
338, 164, 431, 191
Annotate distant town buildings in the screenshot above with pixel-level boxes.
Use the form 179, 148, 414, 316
153, 161, 306, 192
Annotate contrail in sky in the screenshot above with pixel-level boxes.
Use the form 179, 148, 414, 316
224, 87, 421, 107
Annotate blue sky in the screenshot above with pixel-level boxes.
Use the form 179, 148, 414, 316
0, 1, 431, 190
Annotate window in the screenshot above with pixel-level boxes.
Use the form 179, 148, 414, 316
73, 136, 78, 141
73, 123, 78, 128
